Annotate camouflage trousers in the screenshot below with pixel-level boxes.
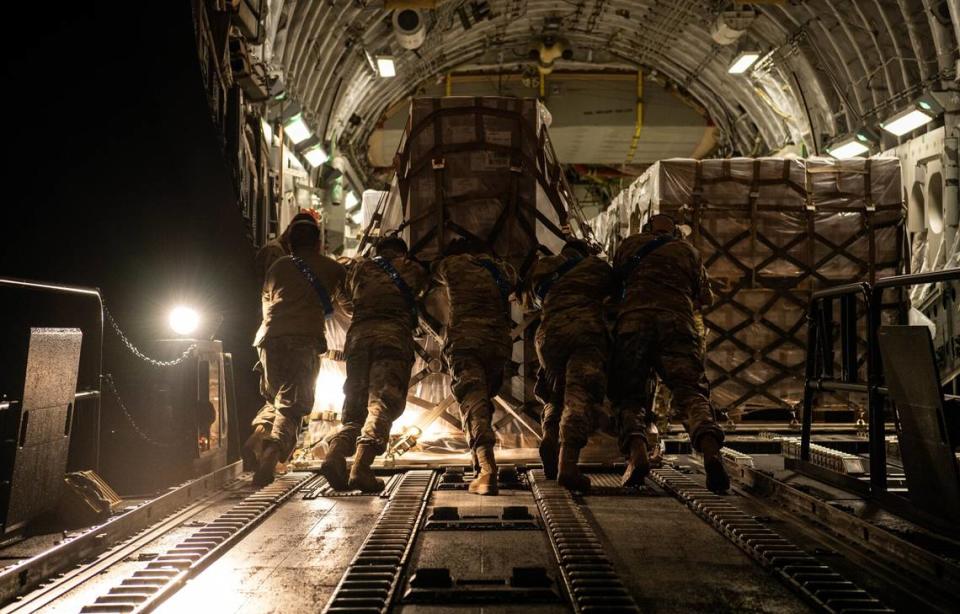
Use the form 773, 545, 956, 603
330, 321, 415, 456
535, 324, 607, 448
253, 336, 323, 460
609, 310, 724, 453
446, 337, 511, 451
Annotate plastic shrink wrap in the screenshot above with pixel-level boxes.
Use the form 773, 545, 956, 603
591, 157, 904, 415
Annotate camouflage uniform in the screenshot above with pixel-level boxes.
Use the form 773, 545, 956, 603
255, 237, 288, 283
431, 253, 516, 450
527, 253, 615, 447
330, 255, 427, 455
252, 251, 346, 460
610, 231, 723, 453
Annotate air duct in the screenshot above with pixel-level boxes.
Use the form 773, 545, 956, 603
393, 9, 425, 50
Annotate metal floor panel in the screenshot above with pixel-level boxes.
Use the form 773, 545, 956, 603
154, 488, 387, 613
585, 482, 814, 613
398, 488, 565, 613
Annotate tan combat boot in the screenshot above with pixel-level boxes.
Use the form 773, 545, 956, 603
319, 438, 351, 491
468, 445, 499, 496
557, 445, 591, 492
539, 424, 560, 480
348, 444, 385, 493
241, 424, 268, 472
253, 441, 281, 488
699, 434, 730, 494
621, 436, 651, 488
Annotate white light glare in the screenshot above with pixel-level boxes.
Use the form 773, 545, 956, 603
349, 209, 364, 226
261, 119, 273, 144
284, 114, 312, 144
344, 190, 359, 210
169, 306, 201, 336
304, 146, 329, 167
827, 139, 870, 160
881, 108, 934, 136
728, 51, 760, 74
376, 56, 396, 78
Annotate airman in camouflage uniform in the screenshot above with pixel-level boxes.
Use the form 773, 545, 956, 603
526, 239, 615, 491
245, 217, 346, 487
253, 212, 317, 283
610, 214, 729, 493
320, 237, 427, 492
430, 239, 516, 496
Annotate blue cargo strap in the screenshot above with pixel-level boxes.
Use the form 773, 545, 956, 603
290, 255, 335, 319
533, 254, 583, 306
372, 256, 419, 325
477, 258, 513, 301
617, 234, 676, 298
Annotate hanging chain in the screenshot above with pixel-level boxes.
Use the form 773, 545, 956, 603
102, 373, 181, 448
103, 305, 197, 367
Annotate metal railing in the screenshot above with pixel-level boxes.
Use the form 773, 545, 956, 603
801, 267, 960, 500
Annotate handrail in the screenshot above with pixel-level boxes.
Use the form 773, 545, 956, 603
802, 266, 960, 499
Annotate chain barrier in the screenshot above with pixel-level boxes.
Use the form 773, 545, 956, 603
102, 373, 181, 448
103, 305, 197, 367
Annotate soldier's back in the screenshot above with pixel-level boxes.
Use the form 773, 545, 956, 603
615, 232, 702, 321
348, 255, 426, 328
255, 252, 345, 346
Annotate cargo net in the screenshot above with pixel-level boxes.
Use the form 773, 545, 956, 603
591, 157, 905, 421
293, 97, 609, 465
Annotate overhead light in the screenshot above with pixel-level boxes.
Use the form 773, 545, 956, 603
880, 107, 935, 136
344, 190, 359, 210
284, 113, 312, 144
728, 51, 760, 74
827, 137, 870, 159
169, 306, 201, 337
376, 55, 396, 78
348, 209, 364, 226
304, 145, 329, 167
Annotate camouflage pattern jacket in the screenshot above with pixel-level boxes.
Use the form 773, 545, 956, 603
614, 232, 713, 323
526, 252, 615, 339
429, 253, 517, 352
341, 255, 428, 330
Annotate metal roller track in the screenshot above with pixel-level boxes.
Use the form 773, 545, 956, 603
528, 470, 640, 613
650, 466, 892, 614
323, 469, 436, 613
79, 472, 313, 614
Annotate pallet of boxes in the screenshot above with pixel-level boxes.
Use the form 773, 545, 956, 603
362, 97, 592, 454
603, 157, 904, 421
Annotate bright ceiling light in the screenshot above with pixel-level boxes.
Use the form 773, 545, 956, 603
304, 145, 329, 167
827, 137, 870, 159
728, 51, 760, 74
169, 306, 201, 336
284, 114, 312, 144
376, 55, 396, 78
344, 190, 359, 210
880, 107, 935, 136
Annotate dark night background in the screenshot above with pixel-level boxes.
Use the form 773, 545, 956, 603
2, 3, 262, 485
